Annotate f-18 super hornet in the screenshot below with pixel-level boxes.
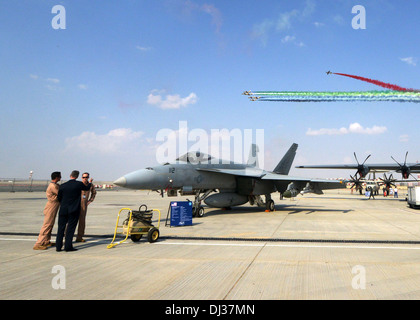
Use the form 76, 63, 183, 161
113, 143, 345, 216
296, 152, 420, 180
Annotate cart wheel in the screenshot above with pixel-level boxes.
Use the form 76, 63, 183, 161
197, 206, 205, 217
147, 227, 160, 243
131, 234, 142, 242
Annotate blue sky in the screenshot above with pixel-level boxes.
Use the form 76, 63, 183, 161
1, 0, 420, 180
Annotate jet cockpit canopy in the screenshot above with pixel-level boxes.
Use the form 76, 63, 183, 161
176, 151, 213, 164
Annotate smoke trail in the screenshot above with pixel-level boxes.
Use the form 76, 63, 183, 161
249, 91, 420, 103
332, 73, 420, 92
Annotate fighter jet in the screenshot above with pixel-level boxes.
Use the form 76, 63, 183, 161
326, 71, 332, 75
249, 96, 260, 101
242, 90, 252, 95
113, 143, 345, 216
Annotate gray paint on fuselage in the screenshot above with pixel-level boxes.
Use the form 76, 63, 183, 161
167, 162, 237, 190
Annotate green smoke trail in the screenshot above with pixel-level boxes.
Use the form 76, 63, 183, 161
248, 90, 420, 102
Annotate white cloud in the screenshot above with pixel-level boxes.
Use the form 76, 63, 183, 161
147, 90, 198, 109
45, 84, 60, 91
201, 4, 223, 33
281, 35, 296, 43
400, 57, 417, 66
65, 128, 144, 154
333, 15, 345, 25
78, 84, 88, 90
250, 19, 274, 46
276, 10, 299, 31
136, 45, 152, 51
399, 134, 409, 142
180, 1, 223, 33
306, 122, 387, 136
251, 1, 314, 46
281, 35, 305, 47
302, 0, 315, 17
46, 78, 60, 83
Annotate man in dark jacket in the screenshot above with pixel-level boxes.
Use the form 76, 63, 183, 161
56, 170, 93, 252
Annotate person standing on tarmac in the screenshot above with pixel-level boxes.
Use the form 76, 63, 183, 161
33, 171, 61, 250
56, 170, 92, 252
76, 172, 96, 243
368, 186, 375, 200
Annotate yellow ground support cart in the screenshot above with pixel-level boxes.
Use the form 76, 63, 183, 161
107, 205, 161, 249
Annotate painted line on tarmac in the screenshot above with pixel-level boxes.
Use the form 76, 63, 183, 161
0, 237, 36, 241
2, 237, 420, 250
155, 241, 420, 251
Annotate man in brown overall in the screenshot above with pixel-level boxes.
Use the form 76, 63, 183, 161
33, 171, 61, 250
76, 172, 96, 242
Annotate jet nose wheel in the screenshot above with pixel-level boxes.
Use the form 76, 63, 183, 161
193, 206, 205, 217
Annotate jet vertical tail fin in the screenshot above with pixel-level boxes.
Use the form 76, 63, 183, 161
273, 143, 298, 175
247, 144, 259, 167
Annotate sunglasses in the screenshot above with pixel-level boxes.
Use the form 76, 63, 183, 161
82, 176, 89, 179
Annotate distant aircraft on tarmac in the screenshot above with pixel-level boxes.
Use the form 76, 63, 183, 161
113, 143, 346, 216
296, 152, 420, 181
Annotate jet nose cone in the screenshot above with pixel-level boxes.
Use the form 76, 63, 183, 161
113, 176, 127, 187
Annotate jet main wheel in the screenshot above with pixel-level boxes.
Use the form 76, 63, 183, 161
130, 234, 142, 242
147, 227, 160, 243
268, 200, 275, 212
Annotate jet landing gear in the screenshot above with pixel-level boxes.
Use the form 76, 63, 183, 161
193, 206, 205, 218
266, 200, 275, 212
191, 189, 213, 218
249, 195, 275, 212
265, 194, 275, 212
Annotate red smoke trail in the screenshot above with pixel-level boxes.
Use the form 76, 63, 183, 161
333, 72, 418, 92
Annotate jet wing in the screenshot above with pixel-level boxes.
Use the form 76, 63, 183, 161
197, 168, 326, 181
296, 164, 360, 169
261, 173, 346, 194
197, 168, 344, 186
296, 163, 420, 171
262, 172, 345, 185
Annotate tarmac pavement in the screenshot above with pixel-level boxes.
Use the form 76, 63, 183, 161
1, 189, 420, 300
